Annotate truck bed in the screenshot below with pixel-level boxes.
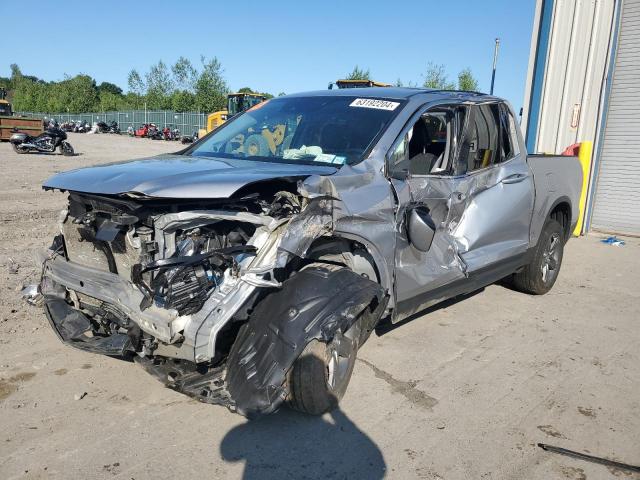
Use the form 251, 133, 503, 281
527, 154, 583, 245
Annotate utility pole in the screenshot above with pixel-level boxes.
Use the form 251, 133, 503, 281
490, 38, 500, 95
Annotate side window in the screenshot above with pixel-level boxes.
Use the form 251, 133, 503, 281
499, 104, 521, 160
389, 106, 466, 177
459, 104, 500, 173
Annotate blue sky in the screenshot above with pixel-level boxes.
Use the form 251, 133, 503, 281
3, 0, 535, 109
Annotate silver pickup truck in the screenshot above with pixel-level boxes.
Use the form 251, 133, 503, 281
39, 88, 582, 416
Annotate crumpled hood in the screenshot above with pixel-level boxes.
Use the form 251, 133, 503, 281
42, 154, 338, 198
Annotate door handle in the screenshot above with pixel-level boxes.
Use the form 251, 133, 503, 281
501, 173, 529, 184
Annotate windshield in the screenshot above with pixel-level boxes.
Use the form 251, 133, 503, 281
0, 103, 11, 116
189, 95, 402, 166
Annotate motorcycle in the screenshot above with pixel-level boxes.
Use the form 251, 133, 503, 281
134, 124, 149, 137
74, 121, 90, 133
60, 121, 75, 132
96, 120, 120, 134
127, 125, 135, 136
162, 126, 180, 141
148, 123, 163, 140
180, 131, 199, 144
10, 127, 74, 156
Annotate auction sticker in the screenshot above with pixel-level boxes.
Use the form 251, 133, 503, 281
349, 98, 400, 111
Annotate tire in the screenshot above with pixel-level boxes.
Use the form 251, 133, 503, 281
12, 143, 27, 154
512, 218, 564, 295
60, 142, 74, 156
287, 333, 358, 415
243, 134, 270, 157
286, 264, 363, 415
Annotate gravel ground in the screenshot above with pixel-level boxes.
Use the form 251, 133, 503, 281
0, 133, 638, 480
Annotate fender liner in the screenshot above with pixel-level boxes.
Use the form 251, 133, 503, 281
225, 267, 387, 416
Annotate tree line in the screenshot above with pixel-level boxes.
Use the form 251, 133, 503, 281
345, 63, 480, 91
0, 60, 480, 115
0, 58, 276, 114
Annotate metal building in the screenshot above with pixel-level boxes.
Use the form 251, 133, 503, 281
522, 0, 639, 236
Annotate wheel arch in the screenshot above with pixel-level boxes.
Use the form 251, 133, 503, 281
304, 232, 393, 300
547, 196, 572, 242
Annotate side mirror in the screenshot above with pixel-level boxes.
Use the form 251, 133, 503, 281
407, 206, 436, 252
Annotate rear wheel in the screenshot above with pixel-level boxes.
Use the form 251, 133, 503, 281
512, 218, 564, 294
12, 143, 27, 154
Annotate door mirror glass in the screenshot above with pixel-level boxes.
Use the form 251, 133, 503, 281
407, 206, 436, 252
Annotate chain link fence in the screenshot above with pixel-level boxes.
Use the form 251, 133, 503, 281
15, 110, 207, 135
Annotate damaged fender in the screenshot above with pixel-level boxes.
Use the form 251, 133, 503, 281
225, 266, 386, 416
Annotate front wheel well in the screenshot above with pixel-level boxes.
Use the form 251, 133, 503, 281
302, 236, 381, 285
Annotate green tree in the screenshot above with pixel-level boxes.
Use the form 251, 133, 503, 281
395, 78, 417, 88
345, 66, 371, 80
98, 81, 123, 96
422, 62, 455, 90
11, 76, 51, 112
277, 92, 286, 97
194, 56, 229, 112
145, 61, 174, 109
127, 69, 145, 97
171, 90, 196, 112
56, 74, 100, 113
172, 56, 197, 92
10, 63, 22, 84
457, 68, 479, 91
123, 92, 142, 109
99, 91, 122, 111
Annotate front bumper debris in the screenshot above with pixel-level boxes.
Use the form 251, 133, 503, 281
135, 356, 235, 409
44, 296, 133, 356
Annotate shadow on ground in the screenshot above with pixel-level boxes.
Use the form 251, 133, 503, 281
220, 407, 385, 479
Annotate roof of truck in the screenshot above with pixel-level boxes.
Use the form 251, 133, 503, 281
285, 87, 497, 102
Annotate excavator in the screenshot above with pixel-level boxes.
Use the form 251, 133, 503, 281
0, 88, 12, 116
198, 92, 266, 138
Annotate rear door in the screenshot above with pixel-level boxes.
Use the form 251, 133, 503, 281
390, 101, 534, 321
452, 102, 534, 272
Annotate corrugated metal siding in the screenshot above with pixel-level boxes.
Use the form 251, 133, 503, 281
591, 0, 640, 234
528, 0, 615, 154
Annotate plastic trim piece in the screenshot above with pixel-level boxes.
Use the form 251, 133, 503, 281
225, 267, 387, 416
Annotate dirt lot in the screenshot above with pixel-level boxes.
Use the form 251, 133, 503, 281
0, 133, 638, 480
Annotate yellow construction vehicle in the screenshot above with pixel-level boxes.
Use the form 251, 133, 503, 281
0, 88, 12, 116
330, 79, 392, 89
198, 92, 266, 138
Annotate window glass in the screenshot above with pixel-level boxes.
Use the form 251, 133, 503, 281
189, 96, 401, 166
390, 106, 465, 177
460, 104, 500, 173
500, 104, 520, 160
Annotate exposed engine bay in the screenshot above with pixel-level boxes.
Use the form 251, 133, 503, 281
40, 182, 385, 415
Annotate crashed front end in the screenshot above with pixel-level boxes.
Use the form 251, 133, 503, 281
39, 185, 384, 415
